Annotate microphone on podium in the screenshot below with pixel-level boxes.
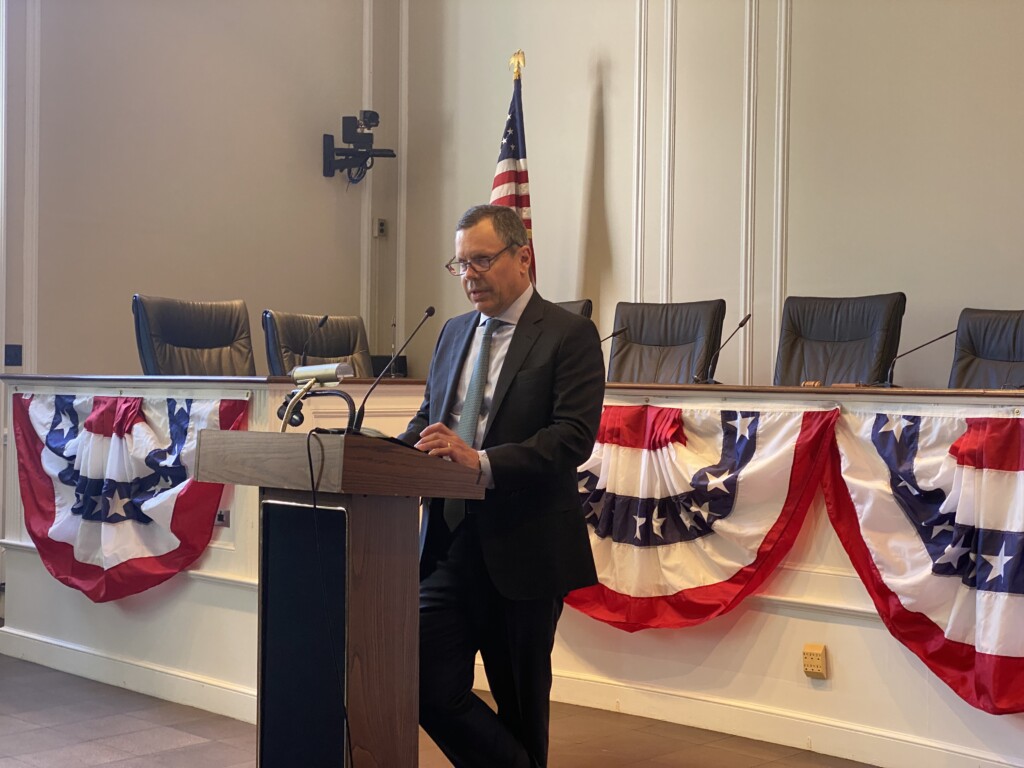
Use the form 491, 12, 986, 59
300, 314, 330, 366
693, 313, 752, 384
352, 306, 436, 433
880, 329, 957, 387
279, 361, 357, 431
289, 362, 355, 385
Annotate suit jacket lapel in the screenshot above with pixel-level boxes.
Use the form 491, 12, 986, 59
437, 312, 479, 423
484, 293, 544, 443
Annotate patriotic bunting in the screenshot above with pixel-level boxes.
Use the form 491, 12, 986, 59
824, 409, 1024, 714
568, 404, 839, 632
12, 393, 247, 603
14, 385, 1024, 714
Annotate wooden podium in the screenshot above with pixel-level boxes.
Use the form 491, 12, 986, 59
195, 430, 485, 767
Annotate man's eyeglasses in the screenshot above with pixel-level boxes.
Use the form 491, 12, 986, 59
445, 244, 518, 276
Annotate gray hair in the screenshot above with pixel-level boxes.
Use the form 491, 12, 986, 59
456, 205, 528, 248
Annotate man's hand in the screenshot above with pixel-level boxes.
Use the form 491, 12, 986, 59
415, 423, 481, 470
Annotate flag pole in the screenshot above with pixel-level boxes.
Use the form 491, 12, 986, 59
509, 49, 525, 80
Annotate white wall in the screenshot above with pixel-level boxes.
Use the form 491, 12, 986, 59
403, 0, 638, 372
404, 0, 1024, 386
782, 0, 1024, 387
7, 0, 1023, 380
6, 0, 372, 376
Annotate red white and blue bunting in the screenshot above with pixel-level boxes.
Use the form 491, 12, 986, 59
567, 404, 839, 632
570, 402, 1024, 714
12, 393, 247, 603
824, 408, 1024, 715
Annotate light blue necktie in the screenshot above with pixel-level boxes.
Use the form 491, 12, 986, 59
445, 317, 500, 531
456, 317, 500, 448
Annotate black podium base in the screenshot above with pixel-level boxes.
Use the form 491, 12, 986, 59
259, 500, 348, 767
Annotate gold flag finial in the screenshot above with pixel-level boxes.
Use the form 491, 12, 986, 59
508, 50, 526, 80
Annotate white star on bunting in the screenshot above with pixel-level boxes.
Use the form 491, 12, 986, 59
705, 470, 732, 494
983, 543, 1014, 583
651, 510, 666, 539
936, 537, 970, 568
880, 414, 913, 442
728, 415, 755, 440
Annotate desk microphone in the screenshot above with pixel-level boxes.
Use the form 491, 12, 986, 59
352, 306, 435, 433
300, 314, 330, 366
290, 361, 355, 385
693, 313, 751, 384
881, 329, 956, 387
601, 326, 628, 343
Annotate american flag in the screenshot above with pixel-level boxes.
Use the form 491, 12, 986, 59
826, 408, 1024, 714
490, 75, 535, 284
11, 393, 247, 602
568, 404, 839, 631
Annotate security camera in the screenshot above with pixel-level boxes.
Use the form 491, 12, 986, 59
324, 108, 396, 183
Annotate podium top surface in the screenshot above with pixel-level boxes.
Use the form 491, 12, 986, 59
195, 430, 485, 499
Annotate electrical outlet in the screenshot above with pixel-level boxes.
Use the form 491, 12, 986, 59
214, 510, 230, 527
374, 218, 387, 238
803, 643, 828, 679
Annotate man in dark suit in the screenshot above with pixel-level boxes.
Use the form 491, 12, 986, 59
400, 205, 605, 767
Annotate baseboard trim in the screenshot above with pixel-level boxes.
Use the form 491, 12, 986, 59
552, 671, 1019, 768
474, 663, 1019, 768
0, 625, 256, 723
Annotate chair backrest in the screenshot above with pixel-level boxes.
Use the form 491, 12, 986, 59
948, 308, 1024, 389
607, 300, 727, 384
554, 299, 593, 319
132, 294, 256, 376
773, 292, 906, 386
262, 310, 373, 378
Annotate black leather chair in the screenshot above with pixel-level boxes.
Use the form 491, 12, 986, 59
262, 310, 373, 378
948, 308, 1024, 389
773, 293, 906, 386
607, 300, 727, 384
132, 294, 256, 376
554, 299, 593, 319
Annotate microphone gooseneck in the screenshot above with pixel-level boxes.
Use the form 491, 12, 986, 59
390, 316, 398, 377
300, 314, 330, 367
883, 328, 957, 387
352, 306, 436, 433
694, 313, 752, 384
600, 326, 628, 344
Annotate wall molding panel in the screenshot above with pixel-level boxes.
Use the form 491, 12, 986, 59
21, 0, 40, 374
395, 0, 410, 340
630, 0, 649, 301
359, 0, 375, 333
658, 0, 677, 303
770, 0, 793, 377
738, 0, 759, 385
